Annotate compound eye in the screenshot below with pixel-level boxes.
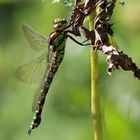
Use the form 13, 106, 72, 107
62, 19, 67, 24
53, 18, 67, 24
53, 18, 67, 30
54, 23, 62, 30
53, 19, 58, 24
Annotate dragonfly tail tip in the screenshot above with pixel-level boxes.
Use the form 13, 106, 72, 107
27, 128, 32, 135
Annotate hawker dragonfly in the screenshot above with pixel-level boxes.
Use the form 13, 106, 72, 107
16, 18, 89, 134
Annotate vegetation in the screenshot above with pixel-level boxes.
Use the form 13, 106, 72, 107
0, 0, 140, 140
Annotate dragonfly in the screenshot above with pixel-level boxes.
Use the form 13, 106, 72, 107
16, 18, 89, 134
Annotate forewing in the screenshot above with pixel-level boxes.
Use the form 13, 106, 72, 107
16, 52, 47, 83
22, 24, 48, 51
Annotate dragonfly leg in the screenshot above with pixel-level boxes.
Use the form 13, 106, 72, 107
67, 34, 91, 46
63, 22, 73, 30
82, 39, 90, 44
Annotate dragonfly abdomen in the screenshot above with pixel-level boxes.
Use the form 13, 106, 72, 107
28, 49, 65, 134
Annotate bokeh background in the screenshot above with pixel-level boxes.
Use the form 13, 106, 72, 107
0, 0, 140, 140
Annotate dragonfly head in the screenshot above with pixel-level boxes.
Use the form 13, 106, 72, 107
53, 18, 67, 31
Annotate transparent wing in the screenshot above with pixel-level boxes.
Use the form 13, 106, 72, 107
32, 75, 45, 112
16, 52, 54, 112
16, 52, 47, 83
22, 24, 48, 51
31, 51, 55, 112
31, 50, 55, 112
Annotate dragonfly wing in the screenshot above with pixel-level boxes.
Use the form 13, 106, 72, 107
32, 86, 40, 112
32, 51, 56, 111
16, 52, 47, 83
22, 24, 48, 51
32, 74, 45, 112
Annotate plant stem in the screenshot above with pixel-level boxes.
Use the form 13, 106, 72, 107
89, 13, 103, 140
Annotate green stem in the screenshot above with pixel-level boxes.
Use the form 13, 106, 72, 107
89, 13, 103, 140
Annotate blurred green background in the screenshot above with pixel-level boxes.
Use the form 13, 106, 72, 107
0, 0, 140, 140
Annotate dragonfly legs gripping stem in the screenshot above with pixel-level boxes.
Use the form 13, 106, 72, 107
67, 34, 91, 46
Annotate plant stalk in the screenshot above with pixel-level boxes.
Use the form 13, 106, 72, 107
89, 13, 103, 140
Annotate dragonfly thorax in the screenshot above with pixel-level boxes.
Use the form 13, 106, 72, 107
53, 18, 67, 31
